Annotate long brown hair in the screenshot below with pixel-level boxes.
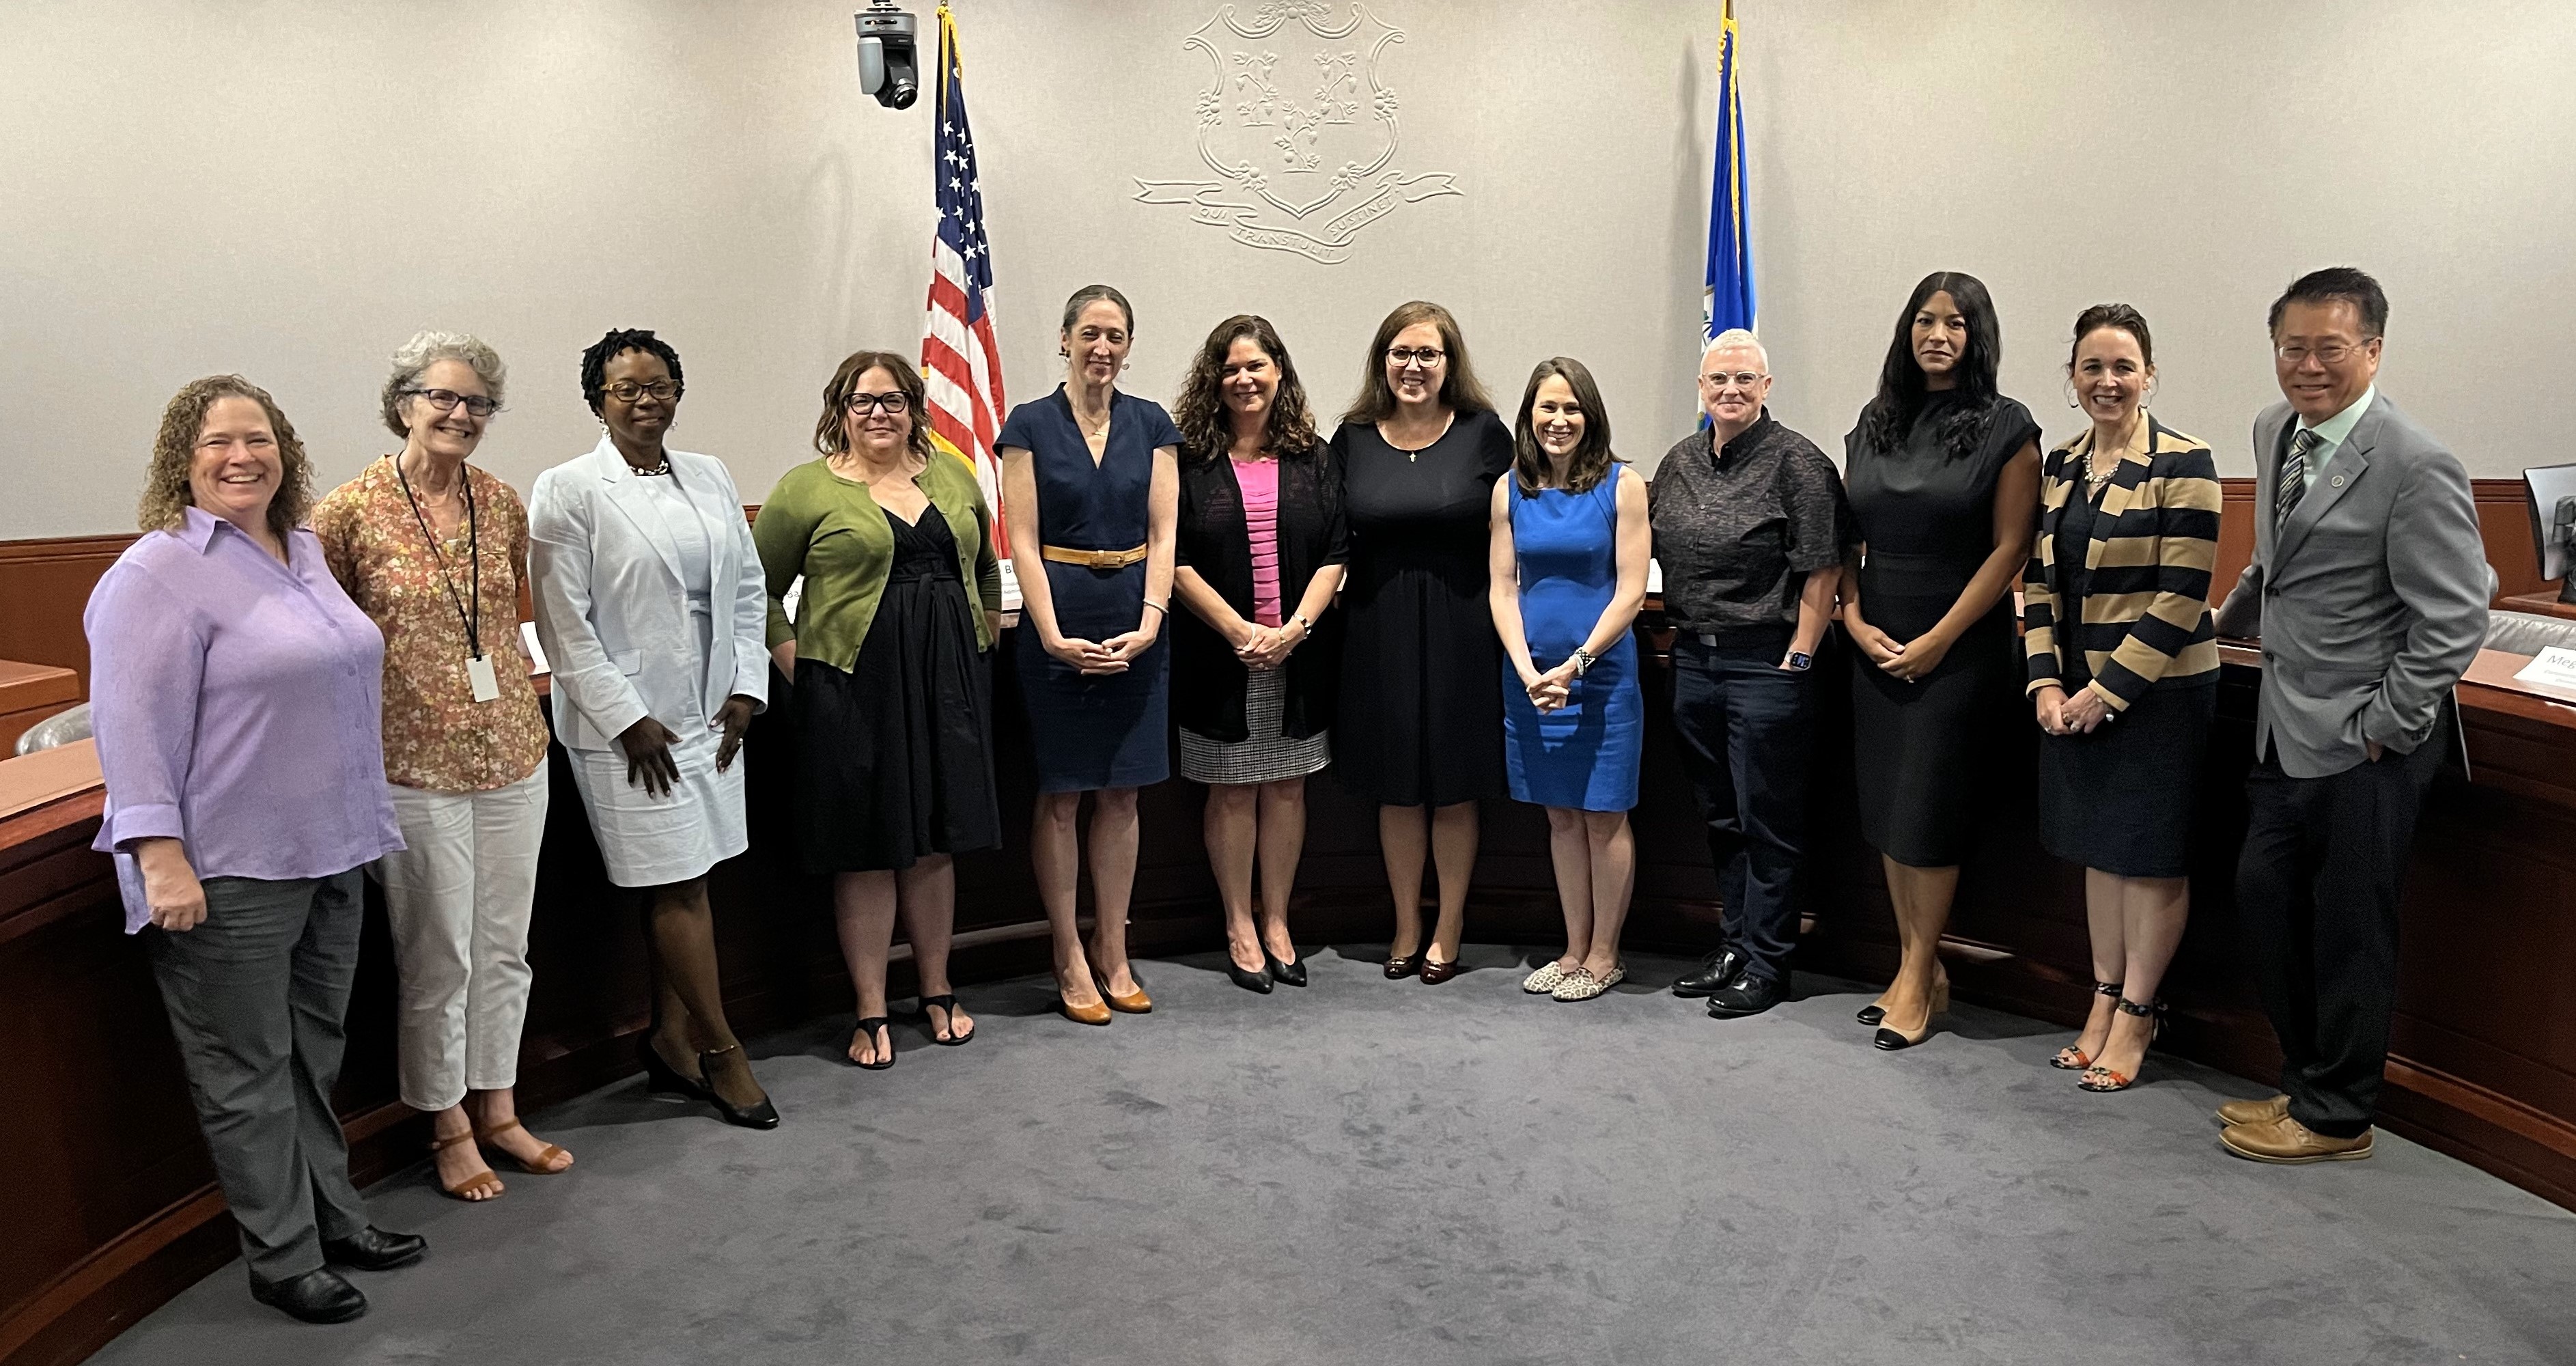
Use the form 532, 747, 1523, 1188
1171, 314, 1317, 463
1340, 300, 1494, 425
813, 350, 938, 465
137, 375, 314, 540
1511, 357, 1620, 494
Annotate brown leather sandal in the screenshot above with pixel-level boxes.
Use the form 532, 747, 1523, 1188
476, 1117, 572, 1174
430, 1128, 504, 1201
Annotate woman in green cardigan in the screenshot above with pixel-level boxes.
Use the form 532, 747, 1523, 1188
755, 350, 1005, 1068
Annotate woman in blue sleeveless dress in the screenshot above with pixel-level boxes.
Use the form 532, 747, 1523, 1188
1487, 358, 1650, 1002
996, 285, 1182, 1027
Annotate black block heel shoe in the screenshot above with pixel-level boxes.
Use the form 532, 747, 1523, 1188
638, 1033, 710, 1100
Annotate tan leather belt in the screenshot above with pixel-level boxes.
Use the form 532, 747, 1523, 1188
1040, 543, 1149, 570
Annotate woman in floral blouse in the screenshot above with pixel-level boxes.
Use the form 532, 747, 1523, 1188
314, 331, 567, 1203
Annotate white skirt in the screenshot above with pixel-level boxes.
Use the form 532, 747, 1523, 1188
565, 723, 746, 887
1179, 667, 1332, 785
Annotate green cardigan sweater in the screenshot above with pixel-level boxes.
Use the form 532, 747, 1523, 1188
753, 453, 1005, 667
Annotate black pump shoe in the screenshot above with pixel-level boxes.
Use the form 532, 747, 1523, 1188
1225, 959, 1274, 994
251, 1268, 367, 1324
638, 1033, 711, 1100
1264, 951, 1307, 988
322, 1227, 426, 1272
698, 1044, 781, 1130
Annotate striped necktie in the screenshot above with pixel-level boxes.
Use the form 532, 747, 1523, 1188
2276, 428, 2321, 527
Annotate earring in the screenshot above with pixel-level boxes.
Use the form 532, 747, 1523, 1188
2063, 381, 2080, 409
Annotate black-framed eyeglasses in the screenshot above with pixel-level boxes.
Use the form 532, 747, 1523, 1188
602, 380, 681, 402
1386, 346, 1446, 368
843, 391, 912, 415
1699, 372, 1767, 390
406, 387, 501, 417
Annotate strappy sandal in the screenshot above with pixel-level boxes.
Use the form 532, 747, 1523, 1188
2052, 980, 2125, 1070
476, 1117, 572, 1175
2078, 996, 2167, 1093
430, 1129, 503, 1201
920, 994, 975, 1046
850, 1018, 895, 1070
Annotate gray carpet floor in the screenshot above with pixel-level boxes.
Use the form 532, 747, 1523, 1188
92, 948, 2576, 1365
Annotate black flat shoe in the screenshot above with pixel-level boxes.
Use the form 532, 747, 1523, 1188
1264, 951, 1307, 988
1225, 960, 1274, 994
251, 1268, 367, 1324
1672, 945, 1747, 998
322, 1227, 426, 1272
638, 1033, 711, 1100
1705, 969, 1787, 1019
699, 1044, 781, 1130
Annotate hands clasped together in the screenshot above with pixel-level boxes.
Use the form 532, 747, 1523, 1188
2034, 684, 2112, 736
1045, 613, 1165, 678
1519, 657, 1578, 713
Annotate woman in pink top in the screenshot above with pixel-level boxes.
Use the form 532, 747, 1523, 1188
1171, 316, 1348, 992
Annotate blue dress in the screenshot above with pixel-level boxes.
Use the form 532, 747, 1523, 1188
1502, 473, 1642, 812
997, 386, 1182, 792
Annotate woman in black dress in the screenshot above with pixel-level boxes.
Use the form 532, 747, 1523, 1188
754, 352, 1005, 1068
1333, 301, 1513, 984
2024, 304, 2221, 1091
1838, 272, 2041, 1049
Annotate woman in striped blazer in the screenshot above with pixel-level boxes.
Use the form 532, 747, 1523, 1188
2021, 303, 2222, 1093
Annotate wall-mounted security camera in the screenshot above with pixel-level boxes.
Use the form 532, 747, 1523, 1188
856, 3, 919, 109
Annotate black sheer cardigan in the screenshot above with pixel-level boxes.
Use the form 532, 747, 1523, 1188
1172, 438, 1348, 743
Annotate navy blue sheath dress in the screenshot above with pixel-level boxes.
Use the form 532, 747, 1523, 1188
998, 386, 1182, 793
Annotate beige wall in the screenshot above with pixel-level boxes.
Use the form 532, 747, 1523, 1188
4, 1, 2571, 541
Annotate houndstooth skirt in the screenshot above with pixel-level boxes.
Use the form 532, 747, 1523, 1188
1178, 666, 1331, 785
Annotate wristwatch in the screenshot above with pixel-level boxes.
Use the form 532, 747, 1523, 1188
1570, 647, 1595, 677
1784, 650, 1815, 672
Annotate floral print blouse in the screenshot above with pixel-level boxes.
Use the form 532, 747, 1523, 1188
313, 457, 550, 792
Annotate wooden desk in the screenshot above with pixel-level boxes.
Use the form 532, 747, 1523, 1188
5, 626, 2574, 1365
0, 661, 78, 757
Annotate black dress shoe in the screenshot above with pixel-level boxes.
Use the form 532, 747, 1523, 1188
1225, 960, 1274, 993
250, 1268, 367, 1324
1705, 968, 1787, 1019
699, 1045, 781, 1130
1672, 945, 1747, 998
1264, 951, 1307, 988
322, 1226, 427, 1272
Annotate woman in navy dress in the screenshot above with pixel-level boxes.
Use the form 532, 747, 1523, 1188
1487, 359, 1649, 1002
997, 284, 1181, 1026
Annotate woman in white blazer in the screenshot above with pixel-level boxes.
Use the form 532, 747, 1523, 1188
529, 329, 777, 1130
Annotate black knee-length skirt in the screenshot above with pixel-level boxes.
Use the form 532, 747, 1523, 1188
2036, 679, 2215, 878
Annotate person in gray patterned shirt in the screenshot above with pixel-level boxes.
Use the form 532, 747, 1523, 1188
1653, 329, 1855, 1018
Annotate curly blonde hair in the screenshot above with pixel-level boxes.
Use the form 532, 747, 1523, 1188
137, 375, 313, 540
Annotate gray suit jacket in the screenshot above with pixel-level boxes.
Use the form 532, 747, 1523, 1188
2212, 393, 2491, 779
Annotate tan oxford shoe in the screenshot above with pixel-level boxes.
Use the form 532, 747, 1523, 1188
2215, 1094, 2291, 1128
2220, 1114, 2372, 1164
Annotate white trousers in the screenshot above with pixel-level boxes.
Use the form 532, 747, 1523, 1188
374, 767, 549, 1111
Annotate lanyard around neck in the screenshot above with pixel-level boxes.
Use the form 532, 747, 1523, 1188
393, 456, 481, 658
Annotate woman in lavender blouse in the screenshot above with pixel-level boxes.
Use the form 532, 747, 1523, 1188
85, 376, 422, 1326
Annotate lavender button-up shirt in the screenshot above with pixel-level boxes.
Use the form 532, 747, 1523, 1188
86, 507, 405, 932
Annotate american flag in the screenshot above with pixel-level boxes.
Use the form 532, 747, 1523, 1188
919, 3, 1013, 600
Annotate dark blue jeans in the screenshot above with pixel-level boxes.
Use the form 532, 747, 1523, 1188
1670, 627, 1815, 982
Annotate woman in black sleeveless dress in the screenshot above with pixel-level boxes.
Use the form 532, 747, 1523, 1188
1838, 272, 2041, 1050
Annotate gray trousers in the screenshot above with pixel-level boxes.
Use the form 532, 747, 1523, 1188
143, 869, 371, 1282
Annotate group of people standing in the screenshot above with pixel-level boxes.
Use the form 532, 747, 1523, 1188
82, 264, 2491, 1324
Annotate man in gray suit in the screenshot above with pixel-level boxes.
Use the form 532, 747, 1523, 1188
2211, 267, 2493, 1163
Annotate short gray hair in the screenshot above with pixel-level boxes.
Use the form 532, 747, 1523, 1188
1702, 328, 1769, 372
380, 330, 507, 437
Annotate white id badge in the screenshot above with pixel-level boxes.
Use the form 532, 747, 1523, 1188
467, 654, 502, 702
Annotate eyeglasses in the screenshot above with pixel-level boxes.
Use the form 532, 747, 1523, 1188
2274, 342, 2369, 366
1700, 372, 1767, 390
406, 387, 501, 417
843, 391, 912, 415
1386, 346, 1446, 368
602, 380, 681, 402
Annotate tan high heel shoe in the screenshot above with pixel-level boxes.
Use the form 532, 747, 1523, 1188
1093, 968, 1152, 1014
430, 1129, 503, 1201
1872, 975, 1950, 1051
